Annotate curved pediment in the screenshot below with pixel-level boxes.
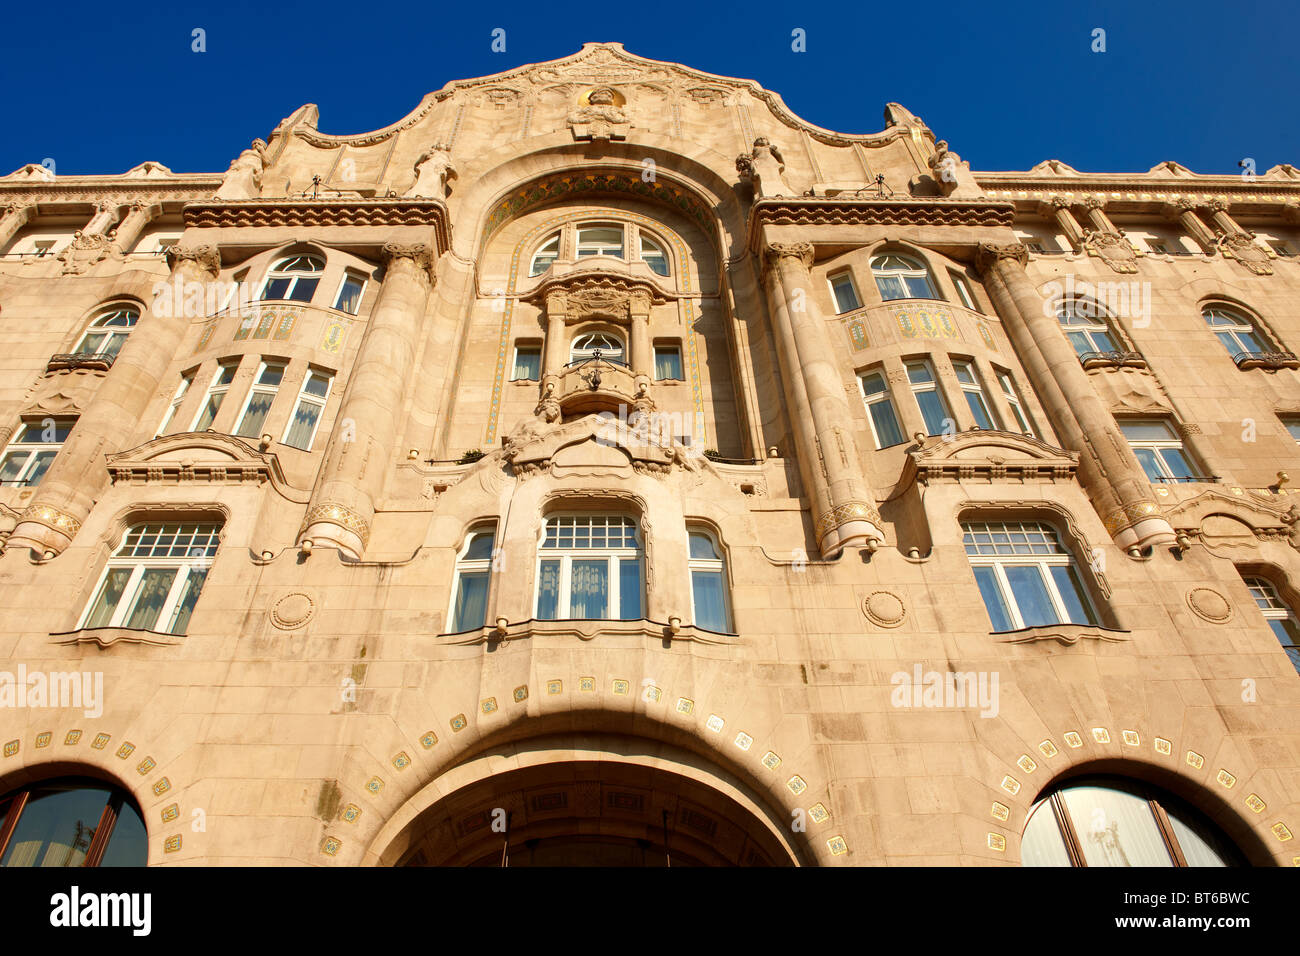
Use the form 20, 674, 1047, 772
112, 431, 269, 464
501, 412, 712, 479
901, 429, 1078, 486
1161, 488, 1294, 536
523, 267, 675, 314
103, 432, 308, 502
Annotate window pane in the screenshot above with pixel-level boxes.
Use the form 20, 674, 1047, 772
452, 571, 490, 631
335, 277, 364, 314
869, 399, 904, 447
1049, 565, 1094, 625
283, 400, 322, 450
916, 391, 949, 435
1066, 331, 1092, 357
875, 275, 906, 300
1004, 565, 1060, 627
972, 566, 1014, 632
0, 783, 112, 867
689, 533, 720, 560
1132, 447, 1165, 482
123, 568, 178, 630
654, 348, 682, 380
965, 392, 995, 430
691, 569, 728, 631
512, 349, 541, 381
1158, 448, 1196, 480
618, 558, 641, 620
0, 452, 27, 484
166, 568, 206, 635
302, 373, 330, 399
235, 392, 274, 438
97, 800, 147, 867
906, 364, 933, 384
570, 559, 609, 619
831, 277, 859, 313
1060, 785, 1174, 867
24, 450, 57, 486
262, 277, 291, 300
536, 560, 561, 620
287, 277, 319, 303
84, 568, 134, 628
1166, 813, 1230, 868
464, 532, 495, 561
1021, 804, 1073, 866
193, 394, 223, 431
905, 274, 935, 298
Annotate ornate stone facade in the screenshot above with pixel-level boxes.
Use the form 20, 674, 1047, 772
0, 43, 1297, 867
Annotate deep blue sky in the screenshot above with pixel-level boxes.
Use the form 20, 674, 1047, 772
1, 0, 1294, 177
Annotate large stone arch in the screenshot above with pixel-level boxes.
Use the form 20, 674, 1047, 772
362, 726, 816, 866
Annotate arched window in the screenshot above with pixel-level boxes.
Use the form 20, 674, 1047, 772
259, 254, 324, 303
570, 331, 626, 366
536, 515, 642, 620
576, 223, 624, 258
74, 305, 138, 360
1243, 575, 1300, 673
0, 777, 147, 867
962, 519, 1097, 631
871, 254, 937, 301
688, 530, 731, 632
529, 232, 560, 277
639, 234, 669, 276
1057, 300, 1119, 358
1203, 305, 1269, 359
1022, 776, 1245, 867
79, 521, 222, 635
449, 525, 497, 632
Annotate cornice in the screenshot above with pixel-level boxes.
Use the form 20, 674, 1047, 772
104, 433, 310, 503
183, 199, 452, 250
0, 180, 221, 206
746, 197, 1016, 254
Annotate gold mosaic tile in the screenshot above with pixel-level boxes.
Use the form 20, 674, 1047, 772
392, 752, 411, 770
787, 775, 807, 795
1038, 740, 1058, 758
827, 836, 848, 856
1216, 769, 1236, 789
34, 732, 51, 749
116, 742, 136, 759
705, 714, 724, 733
480, 697, 498, 714
1186, 750, 1205, 770
1063, 731, 1083, 748
1154, 737, 1172, 755
1245, 794, 1266, 814
675, 697, 694, 715
1000, 775, 1021, 796
164, 835, 182, 853
1017, 754, 1037, 774
547, 680, 563, 695
762, 751, 781, 770
612, 679, 629, 695
579, 677, 595, 692
1122, 730, 1140, 747
420, 731, 438, 749
64, 730, 82, 745
809, 803, 829, 824
734, 732, 753, 751
513, 685, 528, 703
1091, 728, 1110, 744
987, 833, 1006, 852
991, 802, 1009, 822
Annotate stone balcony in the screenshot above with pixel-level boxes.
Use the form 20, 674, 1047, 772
549, 355, 642, 417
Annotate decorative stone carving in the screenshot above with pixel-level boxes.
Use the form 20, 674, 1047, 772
380, 241, 436, 279
763, 241, 814, 271
406, 143, 456, 200
736, 137, 791, 198
1187, 587, 1233, 624
1082, 230, 1139, 274
566, 87, 628, 142
57, 231, 115, 274
974, 241, 1029, 272
1219, 232, 1273, 275
214, 139, 267, 200
927, 141, 983, 199
270, 592, 316, 630
164, 243, 222, 277
862, 591, 906, 628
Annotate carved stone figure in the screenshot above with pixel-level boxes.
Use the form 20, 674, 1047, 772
928, 140, 983, 199
736, 137, 791, 198
215, 139, 267, 200
406, 143, 457, 199
566, 87, 628, 142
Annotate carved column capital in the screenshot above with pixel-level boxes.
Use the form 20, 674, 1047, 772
1204, 197, 1231, 214
975, 241, 1029, 275
164, 243, 221, 277
544, 289, 569, 316
381, 240, 436, 280
3, 201, 37, 223
628, 289, 653, 316
763, 241, 814, 271
1036, 196, 1070, 219
1082, 195, 1107, 211
1282, 201, 1300, 225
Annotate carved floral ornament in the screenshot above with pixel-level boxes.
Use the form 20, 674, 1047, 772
762, 241, 815, 271
164, 243, 222, 277
380, 241, 436, 281
526, 273, 670, 319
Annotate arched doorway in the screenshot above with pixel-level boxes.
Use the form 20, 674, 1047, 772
0, 775, 147, 867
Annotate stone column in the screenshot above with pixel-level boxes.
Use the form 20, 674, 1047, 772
299, 242, 436, 557
6, 244, 222, 556
1161, 199, 1217, 253
82, 201, 121, 237
111, 201, 162, 254
1081, 196, 1119, 234
1038, 197, 1084, 252
0, 202, 36, 251
762, 242, 884, 557
1203, 199, 1274, 275
629, 290, 653, 401
976, 242, 1175, 553
540, 289, 568, 402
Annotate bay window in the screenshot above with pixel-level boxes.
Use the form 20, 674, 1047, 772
963, 519, 1097, 631
1244, 575, 1300, 673
259, 254, 323, 303
536, 515, 642, 621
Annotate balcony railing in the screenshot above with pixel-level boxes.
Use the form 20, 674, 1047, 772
1233, 350, 1300, 370
46, 351, 116, 373
1079, 350, 1147, 370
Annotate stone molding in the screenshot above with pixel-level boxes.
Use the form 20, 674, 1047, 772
183, 200, 451, 251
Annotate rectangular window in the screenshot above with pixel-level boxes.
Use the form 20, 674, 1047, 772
963, 520, 1097, 631
33, 240, 56, 258
1244, 576, 1300, 673
0, 418, 75, 488
156, 373, 195, 437
333, 273, 366, 315
829, 272, 861, 314
1281, 416, 1300, 443
996, 369, 1036, 437
1145, 239, 1169, 255
80, 522, 221, 635
535, 516, 641, 620
1267, 240, 1295, 257
1119, 420, 1199, 483
511, 346, 541, 381
654, 345, 683, 381
952, 360, 999, 431
906, 360, 952, 436
949, 271, 982, 313
282, 370, 333, 450
858, 370, 904, 448
191, 361, 239, 431
576, 225, 624, 258
234, 361, 285, 439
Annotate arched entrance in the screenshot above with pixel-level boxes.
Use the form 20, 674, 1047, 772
368, 733, 809, 867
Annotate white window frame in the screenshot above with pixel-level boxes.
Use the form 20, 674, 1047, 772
280, 368, 334, 451
1203, 305, 1269, 357
511, 344, 542, 381
1244, 575, 1300, 671
156, 373, 195, 437
448, 526, 497, 632
871, 254, 938, 301
332, 272, 367, 315
639, 233, 670, 276
190, 361, 240, 431
1280, 416, 1300, 444
0, 418, 75, 487
653, 344, 683, 381
534, 515, 643, 621
233, 360, 285, 439
687, 529, 732, 632
575, 223, 625, 259
1119, 419, 1200, 483
570, 331, 626, 365
78, 522, 222, 635
996, 369, 1036, 437
829, 270, 862, 313
258, 254, 324, 303
949, 270, 981, 312
74, 306, 139, 359
906, 359, 952, 436
530, 233, 561, 277
1057, 301, 1120, 357
952, 359, 1000, 430
857, 369, 904, 449
963, 520, 1098, 631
